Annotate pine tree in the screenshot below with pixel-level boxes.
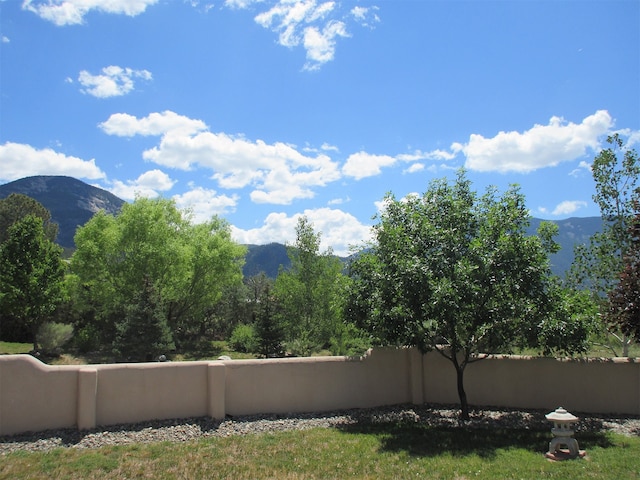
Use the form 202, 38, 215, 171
255, 285, 285, 358
112, 275, 175, 362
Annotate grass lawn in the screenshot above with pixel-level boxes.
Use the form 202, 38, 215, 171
1, 424, 639, 480
0, 341, 31, 355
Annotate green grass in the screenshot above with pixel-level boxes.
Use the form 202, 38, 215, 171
0, 341, 32, 355
1, 424, 639, 479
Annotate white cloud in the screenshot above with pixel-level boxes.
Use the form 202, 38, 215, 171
569, 160, 591, 178
351, 5, 379, 27
396, 149, 456, 162
342, 148, 455, 180
403, 163, 424, 174
0, 142, 105, 182
78, 66, 152, 98
100, 111, 207, 137
551, 200, 588, 216
100, 110, 341, 204
231, 207, 372, 256
459, 110, 613, 173
302, 20, 348, 70
173, 187, 239, 222
108, 169, 175, 200
342, 151, 396, 180
22, 0, 159, 26
2, 36, 9, 43
225, 0, 257, 8
229, 0, 376, 70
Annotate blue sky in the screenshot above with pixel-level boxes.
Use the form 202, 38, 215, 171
1, 0, 639, 256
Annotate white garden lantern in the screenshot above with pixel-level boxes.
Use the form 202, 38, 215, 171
545, 407, 584, 460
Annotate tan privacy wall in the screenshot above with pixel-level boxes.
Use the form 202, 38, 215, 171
1, 349, 639, 436
422, 353, 640, 415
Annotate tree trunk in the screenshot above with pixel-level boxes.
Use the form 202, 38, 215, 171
450, 353, 470, 421
456, 365, 470, 420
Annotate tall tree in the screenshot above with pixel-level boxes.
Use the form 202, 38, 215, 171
607, 203, 640, 342
570, 134, 639, 355
112, 275, 175, 362
274, 216, 345, 355
346, 170, 587, 419
0, 193, 58, 244
0, 215, 66, 349
254, 284, 285, 358
70, 197, 246, 348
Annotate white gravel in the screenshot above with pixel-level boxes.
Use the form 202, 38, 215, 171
1, 404, 638, 455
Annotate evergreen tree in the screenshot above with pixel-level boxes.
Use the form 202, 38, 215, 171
255, 285, 285, 357
112, 275, 175, 362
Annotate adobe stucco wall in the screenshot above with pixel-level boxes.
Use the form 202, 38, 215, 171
422, 352, 640, 414
1, 348, 638, 436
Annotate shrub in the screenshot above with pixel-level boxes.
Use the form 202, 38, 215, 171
74, 324, 101, 353
229, 324, 258, 353
36, 322, 74, 355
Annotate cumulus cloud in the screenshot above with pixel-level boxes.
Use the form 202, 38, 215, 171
0, 142, 105, 182
78, 66, 152, 98
108, 169, 175, 200
22, 0, 159, 26
551, 200, 588, 216
457, 110, 613, 173
100, 111, 207, 138
342, 148, 455, 180
173, 187, 239, 222
342, 151, 395, 180
100, 110, 341, 204
229, 0, 377, 70
231, 207, 372, 256
302, 20, 348, 70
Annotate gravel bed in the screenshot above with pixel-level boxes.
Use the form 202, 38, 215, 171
1, 404, 639, 455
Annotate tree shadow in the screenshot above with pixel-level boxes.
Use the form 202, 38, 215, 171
337, 417, 614, 460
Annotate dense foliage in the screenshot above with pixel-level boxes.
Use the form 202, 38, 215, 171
0, 215, 66, 350
274, 216, 352, 356
570, 134, 639, 355
0, 193, 58, 244
607, 204, 640, 342
346, 170, 590, 418
70, 197, 246, 355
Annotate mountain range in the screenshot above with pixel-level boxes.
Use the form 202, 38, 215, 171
0, 176, 601, 278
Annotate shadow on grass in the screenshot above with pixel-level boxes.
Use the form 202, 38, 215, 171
337, 422, 614, 460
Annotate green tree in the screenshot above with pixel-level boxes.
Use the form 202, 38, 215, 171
607, 203, 640, 342
0, 215, 66, 350
112, 275, 175, 361
70, 197, 246, 348
570, 134, 639, 355
274, 216, 345, 355
0, 193, 58, 244
346, 171, 586, 419
254, 284, 285, 357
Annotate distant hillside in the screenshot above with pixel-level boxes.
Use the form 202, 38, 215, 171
244, 243, 291, 278
0, 175, 603, 278
528, 217, 602, 277
0, 176, 125, 248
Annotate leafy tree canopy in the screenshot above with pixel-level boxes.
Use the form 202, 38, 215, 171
0, 193, 58, 244
570, 134, 639, 355
0, 215, 66, 349
346, 170, 588, 419
608, 203, 640, 342
274, 216, 347, 355
70, 197, 246, 348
